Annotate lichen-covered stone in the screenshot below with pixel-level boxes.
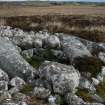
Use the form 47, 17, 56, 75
0, 37, 35, 81
60, 35, 91, 62
0, 68, 9, 82
33, 87, 51, 99
45, 35, 60, 48
38, 61, 80, 95
21, 49, 33, 59
10, 77, 26, 89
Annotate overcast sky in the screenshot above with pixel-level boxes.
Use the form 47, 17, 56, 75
0, 0, 105, 2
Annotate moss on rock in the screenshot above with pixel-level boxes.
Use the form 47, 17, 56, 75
76, 89, 93, 102
26, 56, 44, 69
20, 84, 33, 94
96, 78, 105, 100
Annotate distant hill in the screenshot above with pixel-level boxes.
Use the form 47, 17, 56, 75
0, 1, 51, 6
0, 1, 105, 7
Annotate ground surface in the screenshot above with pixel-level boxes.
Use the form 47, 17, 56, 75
0, 5, 105, 17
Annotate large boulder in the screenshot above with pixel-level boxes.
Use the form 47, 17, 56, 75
60, 35, 91, 62
38, 61, 80, 95
0, 37, 35, 81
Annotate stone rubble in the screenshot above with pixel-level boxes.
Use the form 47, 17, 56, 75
0, 26, 105, 105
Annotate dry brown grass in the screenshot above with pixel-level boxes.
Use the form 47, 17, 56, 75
0, 5, 105, 17
0, 14, 104, 42
1, 5, 105, 42
26, 96, 47, 105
